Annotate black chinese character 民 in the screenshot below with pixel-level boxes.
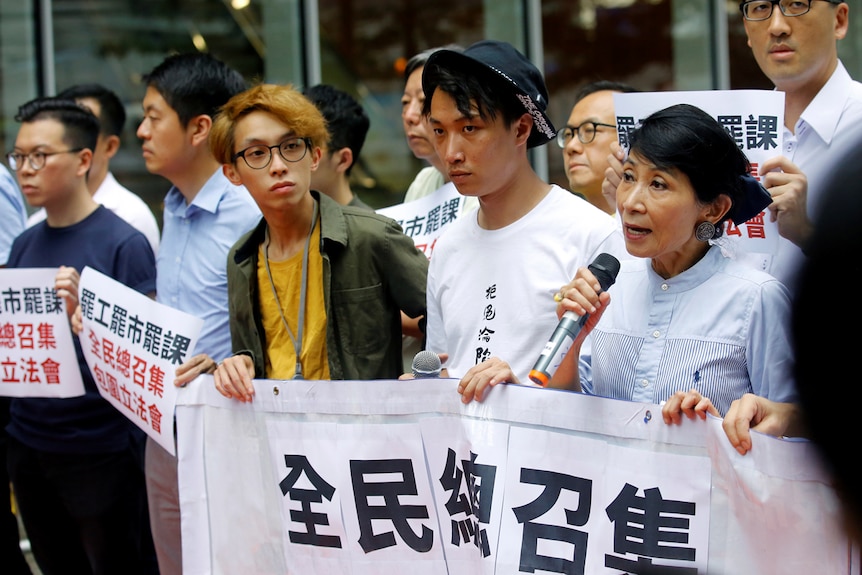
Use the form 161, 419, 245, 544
350, 458, 434, 553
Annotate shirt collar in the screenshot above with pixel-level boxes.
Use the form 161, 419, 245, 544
165, 168, 232, 216
646, 245, 723, 293
796, 60, 852, 146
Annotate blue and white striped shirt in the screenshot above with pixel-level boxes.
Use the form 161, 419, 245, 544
579, 246, 797, 416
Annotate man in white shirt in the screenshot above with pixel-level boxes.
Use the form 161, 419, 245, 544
604, 1, 862, 292
558, 81, 637, 214
420, 41, 626, 401
27, 84, 161, 256
737, 0, 862, 290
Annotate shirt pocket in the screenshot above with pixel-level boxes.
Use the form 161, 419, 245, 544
331, 282, 389, 355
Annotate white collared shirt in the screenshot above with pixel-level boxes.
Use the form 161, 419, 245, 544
771, 61, 862, 291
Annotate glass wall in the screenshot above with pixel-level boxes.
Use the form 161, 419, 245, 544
1, 0, 859, 219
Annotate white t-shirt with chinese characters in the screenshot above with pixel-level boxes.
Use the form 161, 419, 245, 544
425, 184, 626, 380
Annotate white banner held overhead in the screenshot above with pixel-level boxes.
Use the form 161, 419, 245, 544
0, 267, 84, 398
79, 266, 204, 455
177, 377, 853, 575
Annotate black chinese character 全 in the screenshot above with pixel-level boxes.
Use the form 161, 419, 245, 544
512, 468, 592, 575
279, 454, 342, 548
350, 458, 433, 553
604, 483, 697, 574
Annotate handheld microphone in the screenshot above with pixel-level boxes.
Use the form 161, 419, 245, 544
412, 350, 442, 378
528, 253, 621, 387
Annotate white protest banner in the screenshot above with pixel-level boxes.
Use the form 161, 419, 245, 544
0, 268, 84, 398
177, 377, 853, 575
614, 90, 785, 273
377, 182, 465, 259
79, 266, 203, 455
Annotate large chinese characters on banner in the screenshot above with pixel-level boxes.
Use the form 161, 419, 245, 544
0, 268, 84, 398
614, 90, 785, 275
177, 378, 853, 575
79, 267, 203, 455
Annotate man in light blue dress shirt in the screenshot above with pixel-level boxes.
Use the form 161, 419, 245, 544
0, 162, 31, 575
0, 164, 27, 266
135, 53, 260, 575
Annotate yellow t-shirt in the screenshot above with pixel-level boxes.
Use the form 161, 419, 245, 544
257, 220, 330, 380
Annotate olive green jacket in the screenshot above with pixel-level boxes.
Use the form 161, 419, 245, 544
227, 191, 428, 380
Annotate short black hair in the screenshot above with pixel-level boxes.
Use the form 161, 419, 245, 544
303, 84, 370, 176
57, 83, 126, 137
572, 80, 639, 106
142, 52, 247, 126
15, 96, 99, 153
421, 59, 526, 134
739, 0, 844, 4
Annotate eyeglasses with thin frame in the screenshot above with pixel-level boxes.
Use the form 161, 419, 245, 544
556, 121, 617, 148
6, 148, 84, 172
233, 137, 311, 170
740, 0, 840, 21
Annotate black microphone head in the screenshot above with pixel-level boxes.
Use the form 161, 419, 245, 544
588, 253, 621, 292
412, 350, 442, 378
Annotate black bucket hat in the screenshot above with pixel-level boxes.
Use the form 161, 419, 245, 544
423, 40, 556, 148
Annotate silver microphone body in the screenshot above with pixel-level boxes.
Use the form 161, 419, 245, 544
528, 253, 621, 386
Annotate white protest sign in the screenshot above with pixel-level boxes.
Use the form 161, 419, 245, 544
78, 266, 203, 455
614, 90, 785, 273
0, 268, 84, 398
377, 182, 466, 260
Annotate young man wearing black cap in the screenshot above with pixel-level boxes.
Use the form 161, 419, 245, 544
419, 40, 626, 402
